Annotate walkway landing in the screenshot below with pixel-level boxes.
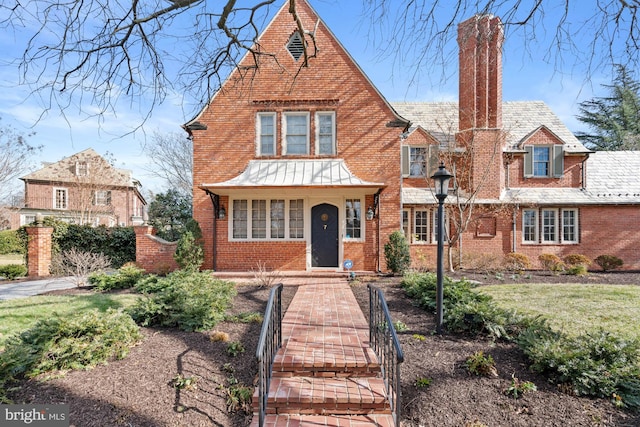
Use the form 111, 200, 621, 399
251, 281, 394, 426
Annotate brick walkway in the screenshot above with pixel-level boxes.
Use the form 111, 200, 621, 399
251, 280, 394, 426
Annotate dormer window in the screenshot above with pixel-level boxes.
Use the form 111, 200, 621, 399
287, 32, 305, 61
524, 145, 564, 178
75, 161, 88, 176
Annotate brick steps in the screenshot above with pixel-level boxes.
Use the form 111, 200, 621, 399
250, 414, 396, 427
258, 376, 390, 415
250, 282, 393, 427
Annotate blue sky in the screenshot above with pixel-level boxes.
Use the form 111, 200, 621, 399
0, 0, 621, 196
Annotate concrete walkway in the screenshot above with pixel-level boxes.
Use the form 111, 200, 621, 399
0, 277, 77, 300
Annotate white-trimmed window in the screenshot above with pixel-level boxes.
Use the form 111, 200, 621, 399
233, 200, 248, 239
93, 190, 111, 206
562, 209, 578, 243
232, 199, 304, 240
402, 209, 410, 240
541, 209, 557, 243
75, 161, 88, 176
289, 199, 304, 238
316, 112, 336, 155
252, 200, 267, 239
283, 112, 309, 155
522, 208, 579, 244
524, 145, 564, 178
270, 199, 285, 239
257, 112, 276, 156
414, 210, 429, 243
53, 188, 68, 210
522, 209, 538, 243
345, 199, 362, 239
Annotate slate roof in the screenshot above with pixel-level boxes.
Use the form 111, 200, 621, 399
403, 150, 640, 206
21, 148, 136, 187
392, 101, 591, 153
199, 159, 385, 191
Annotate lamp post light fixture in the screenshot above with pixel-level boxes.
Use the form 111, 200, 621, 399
431, 162, 453, 334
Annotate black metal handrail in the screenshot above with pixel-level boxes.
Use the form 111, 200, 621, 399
255, 283, 283, 427
368, 284, 405, 426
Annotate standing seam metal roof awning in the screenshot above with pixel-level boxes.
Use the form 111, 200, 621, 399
199, 159, 386, 194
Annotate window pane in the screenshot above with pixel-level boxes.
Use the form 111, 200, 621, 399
286, 114, 308, 154
289, 199, 304, 238
345, 199, 361, 239
402, 210, 409, 239
233, 200, 248, 239
433, 209, 447, 242
414, 210, 428, 242
409, 147, 427, 176
260, 114, 275, 155
271, 199, 285, 239
252, 200, 267, 238
55, 189, 67, 209
542, 209, 556, 242
562, 210, 577, 242
523, 210, 537, 242
318, 113, 334, 155
533, 147, 550, 177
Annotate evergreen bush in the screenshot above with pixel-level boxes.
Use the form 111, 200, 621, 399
594, 255, 624, 271
0, 264, 27, 280
128, 270, 236, 331
0, 230, 24, 254
173, 219, 204, 271
89, 263, 146, 291
384, 231, 411, 274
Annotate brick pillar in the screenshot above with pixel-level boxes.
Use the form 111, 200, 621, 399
26, 225, 54, 278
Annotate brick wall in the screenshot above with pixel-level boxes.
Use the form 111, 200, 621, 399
191, 1, 402, 272
134, 226, 179, 274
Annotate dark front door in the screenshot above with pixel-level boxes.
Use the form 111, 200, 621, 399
311, 203, 339, 267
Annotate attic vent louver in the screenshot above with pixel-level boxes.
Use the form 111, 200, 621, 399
287, 32, 305, 61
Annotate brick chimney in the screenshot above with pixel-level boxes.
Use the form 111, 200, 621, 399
458, 15, 504, 131
456, 15, 506, 200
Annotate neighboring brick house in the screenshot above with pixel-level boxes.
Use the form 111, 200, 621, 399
19, 148, 146, 227
186, 1, 640, 272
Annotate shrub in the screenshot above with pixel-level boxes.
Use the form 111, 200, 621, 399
538, 253, 565, 274
0, 230, 24, 254
173, 219, 204, 271
563, 254, 591, 267
384, 231, 411, 275
565, 264, 588, 276
227, 341, 245, 357
89, 263, 146, 291
52, 248, 112, 286
517, 328, 640, 408
128, 270, 236, 331
505, 374, 537, 399
0, 264, 27, 280
0, 309, 142, 387
466, 351, 498, 377
503, 252, 531, 272
594, 255, 624, 272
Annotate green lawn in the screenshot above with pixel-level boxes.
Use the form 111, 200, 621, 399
0, 254, 24, 266
478, 283, 640, 341
0, 294, 139, 351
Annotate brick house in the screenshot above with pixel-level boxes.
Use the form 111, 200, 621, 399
19, 148, 146, 227
186, 1, 640, 272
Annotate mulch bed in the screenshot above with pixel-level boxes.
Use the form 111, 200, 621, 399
6, 272, 640, 426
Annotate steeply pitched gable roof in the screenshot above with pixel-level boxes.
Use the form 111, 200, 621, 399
392, 101, 591, 153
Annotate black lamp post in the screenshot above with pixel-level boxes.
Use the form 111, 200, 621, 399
431, 162, 453, 334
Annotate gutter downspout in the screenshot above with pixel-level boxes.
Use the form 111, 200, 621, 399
512, 204, 519, 253
374, 189, 383, 273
